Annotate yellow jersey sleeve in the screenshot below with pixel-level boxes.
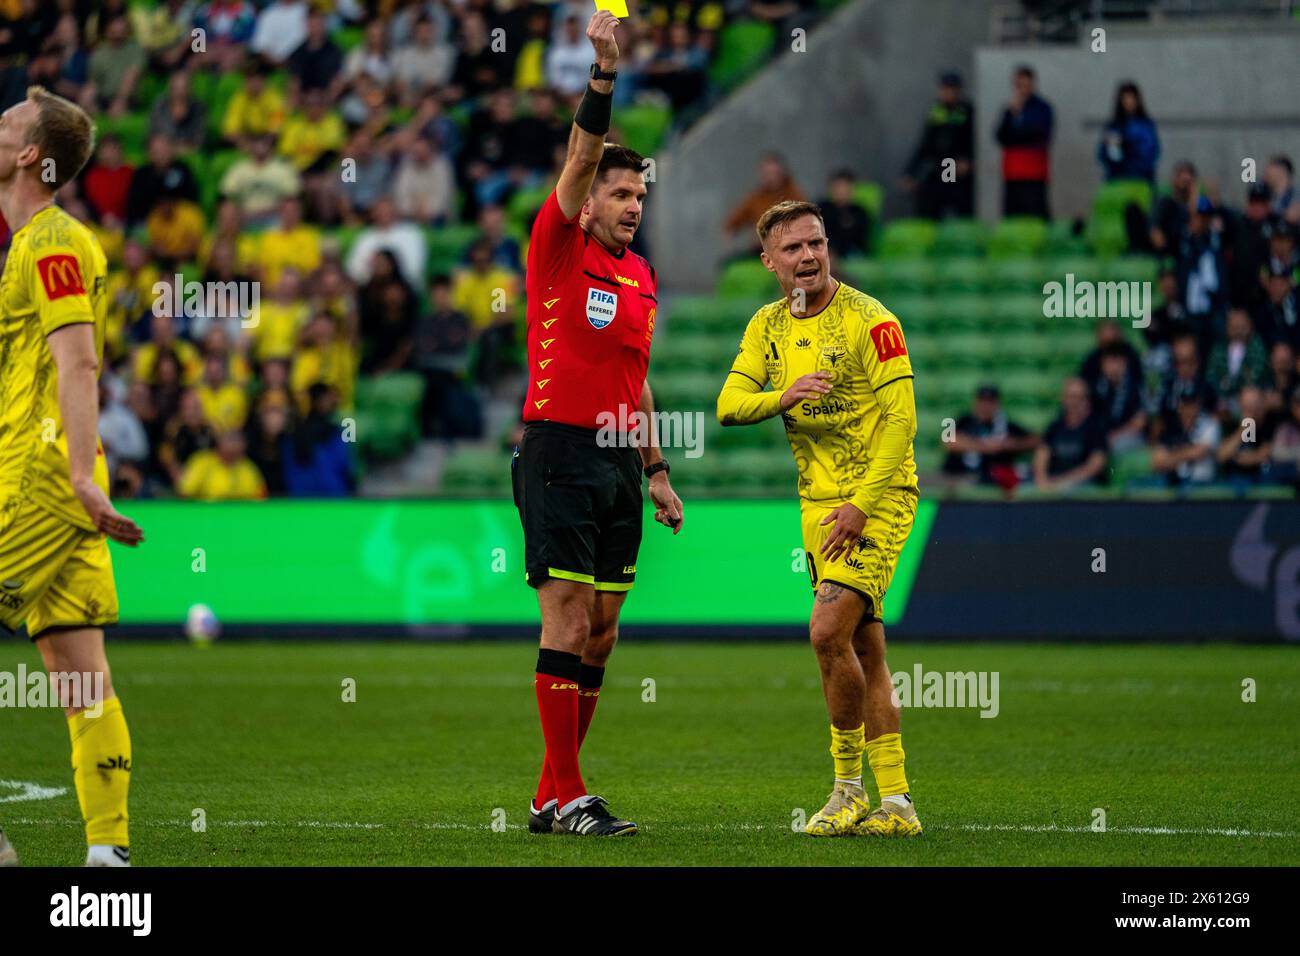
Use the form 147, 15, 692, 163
716, 312, 783, 426
31, 243, 95, 336
849, 306, 918, 516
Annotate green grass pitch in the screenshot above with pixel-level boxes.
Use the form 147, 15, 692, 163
3, 640, 1298, 866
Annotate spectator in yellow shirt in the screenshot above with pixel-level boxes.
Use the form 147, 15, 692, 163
292, 311, 357, 416
220, 65, 288, 145
178, 430, 269, 501
133, 311, 204, 386
277, 87, 346, 171
246, 268, 311, 363
105, 238, 161, 364
451, 239, 521, 332
454, 239, 522, 387
145, 197, 206, 268
258, 197, 322, 288
130, 0, 192, 71
196, 352, 250, 432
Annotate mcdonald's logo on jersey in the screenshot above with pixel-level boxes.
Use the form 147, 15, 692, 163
36, 255, 85, 301
869, 321, 908, 362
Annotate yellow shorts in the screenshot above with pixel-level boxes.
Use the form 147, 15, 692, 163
800, 488, 917, 621
0, 499, 118, 640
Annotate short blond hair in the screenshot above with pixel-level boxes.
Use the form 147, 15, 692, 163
755, 200, 824, 247
25, 85, 96, 191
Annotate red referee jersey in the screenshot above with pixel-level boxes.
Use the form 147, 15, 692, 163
522, 191, 658, 429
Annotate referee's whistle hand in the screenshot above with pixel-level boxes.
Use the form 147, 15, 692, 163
650, 475, 683, 534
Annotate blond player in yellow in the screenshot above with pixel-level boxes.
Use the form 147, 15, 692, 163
717, 200, 921, 838
0, 87, 144, 868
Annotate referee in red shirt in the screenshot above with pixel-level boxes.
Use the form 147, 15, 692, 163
514, 10, 683, 837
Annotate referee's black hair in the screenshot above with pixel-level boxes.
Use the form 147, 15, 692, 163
595, 143, 648, 186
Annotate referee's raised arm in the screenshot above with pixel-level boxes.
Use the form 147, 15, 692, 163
554, 10, 621, 221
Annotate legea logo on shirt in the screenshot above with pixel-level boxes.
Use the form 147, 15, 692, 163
586, 287, 617, 329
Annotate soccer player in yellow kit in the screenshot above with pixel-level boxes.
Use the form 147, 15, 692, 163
0, 87, 144, 867
717, 201, 922, 837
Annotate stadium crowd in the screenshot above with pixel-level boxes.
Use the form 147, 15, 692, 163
2, 2, 1296, 499
924, 75, 1300, 494
0, 0, 811, 500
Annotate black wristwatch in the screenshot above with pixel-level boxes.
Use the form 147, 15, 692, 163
589, 63, 618, 83
643, 460, 670, 480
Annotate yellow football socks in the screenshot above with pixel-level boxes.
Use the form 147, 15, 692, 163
68, 696, 131, 847
866, 731, 909, 798
830, 723, 866, 783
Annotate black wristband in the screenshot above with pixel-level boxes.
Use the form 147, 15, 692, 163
643, 460, 670, 480
574, 84, 613, 136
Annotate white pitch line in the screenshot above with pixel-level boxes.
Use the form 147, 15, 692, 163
6, 817, 1297, 839
0, 780, 69, 804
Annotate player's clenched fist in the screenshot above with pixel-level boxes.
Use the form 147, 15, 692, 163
586, 10, 620, 67
780, 371, 833, 411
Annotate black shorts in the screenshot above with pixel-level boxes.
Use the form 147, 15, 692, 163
512, 421, 643, 592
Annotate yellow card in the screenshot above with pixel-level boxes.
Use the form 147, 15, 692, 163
595, 0, 629, 19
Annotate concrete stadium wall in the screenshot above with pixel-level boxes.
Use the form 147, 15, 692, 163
974, 23, 1300, 223
647, 0, 996, 293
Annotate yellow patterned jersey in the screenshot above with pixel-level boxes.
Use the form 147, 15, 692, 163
0, 205, 111, 532
717, 280, 918, 515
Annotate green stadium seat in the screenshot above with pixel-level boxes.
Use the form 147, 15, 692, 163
718, 258, 780, 299
998, 369, 1060, 405
1005, 334, 1060, 370
905, 332, 945, 370
1110, 445, 1152, 487
1093, 178, 1153, 217
838, 256, 886, 293
1046, 255, 1106, 285
988, 217, 1047, 259
1004, 402, 1053, 433
653, 332, 733, 373
889, 295, 943, 332
932, 369, 988, 407
1103, 256, 1158, 286
97, 113, 150, 157
715, 448, 795, 496
333, 26, 366, 52
355, 373, 425, 461
933, 257, 989, 295
942, 332, 1001, 369
207, 71, 246, 139
426, 224, 480, 276
441, 446, 511, 496
1085, 216, 1128, 257
988, 257, 1047, 295
615, 103, 671, 157
878, 219, 937, 259
933, 219, 988, 258
989, 293, 1048, 331
876, 258, 935, 295
1044, 217, 1089, 257
670, 295, 766, 335
507, 183, 550, 230
940, 293, 997, 331
206, 149, 244, 213
708, 21, 776, 94
189, 69, 216, 105
852, 181, 883, 221
650, 371, 722, 412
